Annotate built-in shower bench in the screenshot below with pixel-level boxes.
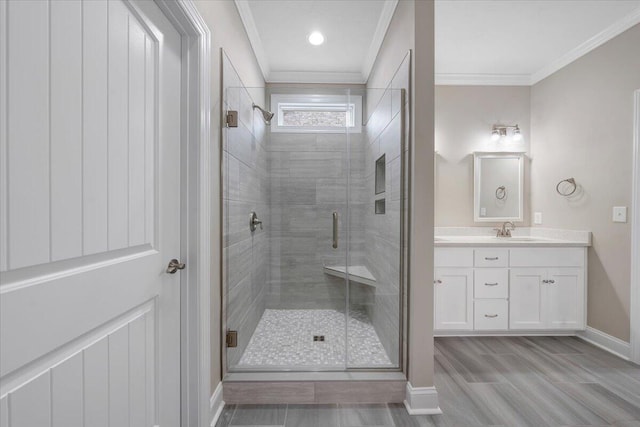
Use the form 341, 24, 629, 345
323, 265, 376, 287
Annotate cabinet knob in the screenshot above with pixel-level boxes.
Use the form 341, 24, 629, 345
548, 279, 555, 284
434, 279, 442, 284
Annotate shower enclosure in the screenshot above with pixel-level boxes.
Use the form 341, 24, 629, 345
221, 54, 408, 373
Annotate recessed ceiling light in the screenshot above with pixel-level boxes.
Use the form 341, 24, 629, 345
308, 31, 325, 46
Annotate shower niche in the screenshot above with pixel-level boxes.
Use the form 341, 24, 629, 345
221, 53, 408, 373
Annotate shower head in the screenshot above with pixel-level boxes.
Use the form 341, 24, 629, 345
252, 103, 274, 124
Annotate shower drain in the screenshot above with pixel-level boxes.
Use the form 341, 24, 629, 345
313, 335, 325, 342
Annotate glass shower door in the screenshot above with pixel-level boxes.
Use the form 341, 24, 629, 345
222, 83, 352, 371
345, 87, 405, 369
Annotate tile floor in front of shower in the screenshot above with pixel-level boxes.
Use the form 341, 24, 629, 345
236, 309, 394, 369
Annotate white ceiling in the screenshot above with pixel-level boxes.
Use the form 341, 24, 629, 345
436, 0, 640, 85
236, 0, 640, 85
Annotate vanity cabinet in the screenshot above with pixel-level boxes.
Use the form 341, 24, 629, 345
510, 268, 585, 330
434, 246, 586, 334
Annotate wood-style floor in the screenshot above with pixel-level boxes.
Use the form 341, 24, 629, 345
216, 336, 640, 427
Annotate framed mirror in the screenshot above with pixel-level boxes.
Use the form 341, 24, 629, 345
474, 152, 524, 222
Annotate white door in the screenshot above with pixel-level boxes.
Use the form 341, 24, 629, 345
546, 268, 585, 330
434, 268, 473, 330
0, 1, 182, 426
510, 268, 546, 330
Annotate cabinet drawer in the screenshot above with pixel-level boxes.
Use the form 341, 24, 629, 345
435, 248, 474, 267
474, 269, 508, 298
474, 300, 508, 330
474, 249, 508, 267
510, 248, 584, 267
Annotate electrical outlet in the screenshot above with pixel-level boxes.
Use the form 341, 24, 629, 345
534, 212, 543, 225
613, 206, 627, 223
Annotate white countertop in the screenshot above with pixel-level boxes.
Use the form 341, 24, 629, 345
434, 227, 591, 247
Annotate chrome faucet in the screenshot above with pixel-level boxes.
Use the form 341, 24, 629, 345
495, 221, 515, 237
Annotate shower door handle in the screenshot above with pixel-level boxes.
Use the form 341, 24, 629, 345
332, 212, 338, 249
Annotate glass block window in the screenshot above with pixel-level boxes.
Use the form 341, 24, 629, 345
271, 94, 362, 133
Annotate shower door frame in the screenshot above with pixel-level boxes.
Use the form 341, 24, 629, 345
219, 88, 408, 375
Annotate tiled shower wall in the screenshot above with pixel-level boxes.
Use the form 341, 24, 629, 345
222, 52, 269, 367
362, 53, 410, 366
266, 88, 369, 310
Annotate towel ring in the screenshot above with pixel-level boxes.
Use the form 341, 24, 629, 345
556, 178, 577, 197
495, 186, 506, 200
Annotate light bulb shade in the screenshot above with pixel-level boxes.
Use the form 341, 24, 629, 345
491, 129, 501, 141
512, 126, 522, 141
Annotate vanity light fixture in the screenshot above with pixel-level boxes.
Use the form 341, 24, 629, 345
491, 124, 522, 141
308, 31, 325, 46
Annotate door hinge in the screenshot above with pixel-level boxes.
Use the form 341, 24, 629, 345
226, 330, 238, 348
226, 110, 238, 128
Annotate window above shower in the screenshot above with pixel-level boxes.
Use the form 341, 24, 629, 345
271, 94, 363, 133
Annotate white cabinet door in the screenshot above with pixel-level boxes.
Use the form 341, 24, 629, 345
546, 268, 585, 330
435, 268, 474, 330
510, 268, 546, 329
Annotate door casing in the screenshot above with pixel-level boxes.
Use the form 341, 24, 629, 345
155, 1, 213, 425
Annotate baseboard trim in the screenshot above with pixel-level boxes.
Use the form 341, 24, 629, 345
577, 326, 631, 361
435, 330, 576, 337
210, 382, 225, 427
403, 383, 442, 415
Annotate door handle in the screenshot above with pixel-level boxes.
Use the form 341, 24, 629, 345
332, 212, 338, 249
166, 259, 186, 274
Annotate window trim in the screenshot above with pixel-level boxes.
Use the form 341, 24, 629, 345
270, 94, 363, 134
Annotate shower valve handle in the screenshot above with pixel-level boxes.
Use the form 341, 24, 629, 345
249, 212, 263, 232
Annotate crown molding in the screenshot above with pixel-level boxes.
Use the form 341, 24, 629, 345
236, 1, 640, 87
234, 0, 270, 79
435, 73, 532, 86
267, 71, 365, 84
361, 0, 399, 81
530, 6, 640, 84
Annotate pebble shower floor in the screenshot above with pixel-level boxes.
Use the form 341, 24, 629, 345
237, 309, 393, 368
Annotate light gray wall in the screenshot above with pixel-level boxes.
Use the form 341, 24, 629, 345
264, 86, 368, 311
435, 86, 531, 227
530, 23, 640, 342
192, 0, 266, 391
366, 0, 436, 388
